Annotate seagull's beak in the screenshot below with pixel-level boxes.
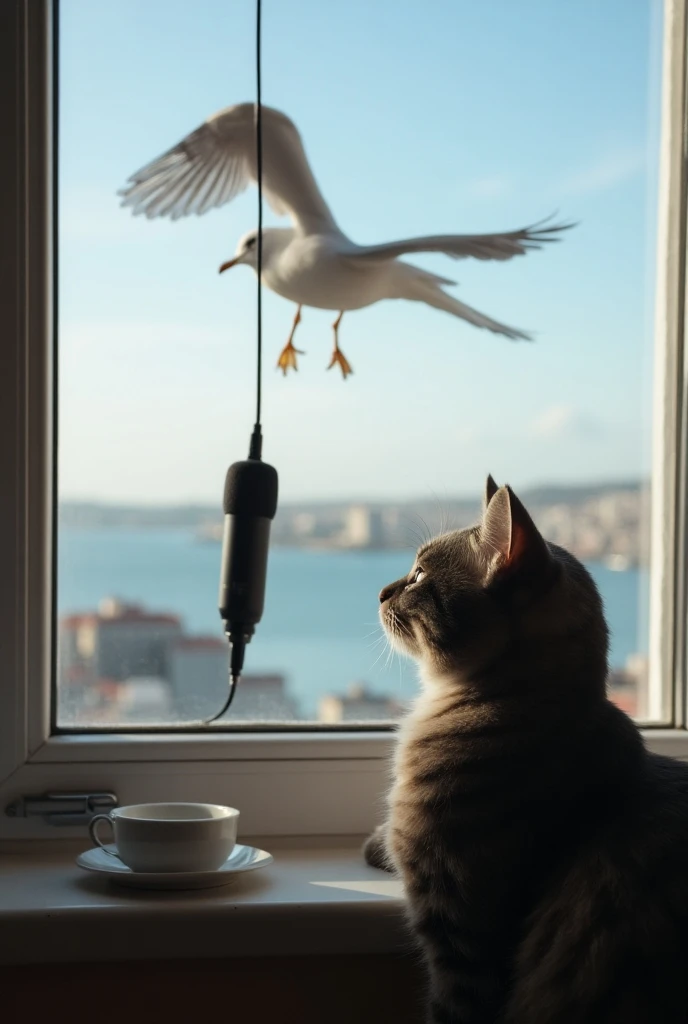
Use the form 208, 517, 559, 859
218, 257, 240, 274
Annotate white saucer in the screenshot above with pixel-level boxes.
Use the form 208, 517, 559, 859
76, 843, 273, 890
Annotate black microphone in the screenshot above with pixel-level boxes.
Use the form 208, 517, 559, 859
218, 432, 278, 693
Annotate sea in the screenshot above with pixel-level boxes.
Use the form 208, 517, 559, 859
57, 528, 649, 719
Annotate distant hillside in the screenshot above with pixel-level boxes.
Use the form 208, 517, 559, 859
59, 480, 644, 531
58, 503, 217, 530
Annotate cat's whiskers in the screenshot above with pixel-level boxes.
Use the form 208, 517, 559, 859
415, 513, 433, 545
405, 511, 433, 548
363, 619, 387, 651
362, 626, 384, 641
367, 635, 387, 655
383, 608, 416, 663
372, 616, 391, 672
381, 612, 405, 672
401, 513, 433, 550
430, 488, 451, 538
391, 608, 413, 639
403, 525, 426, 550
370, 636, 394, 673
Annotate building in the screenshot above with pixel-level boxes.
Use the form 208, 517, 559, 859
115, 677, 175, 721
58, 597, 299, 724
169, 638, 299, 721
222, 673, 300, 722
339, 506, 386, 549
168, 636, 230, 720
319, 682, 403, 723
59, 598, 182, 689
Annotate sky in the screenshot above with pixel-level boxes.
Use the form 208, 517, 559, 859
58, 0, 663, 504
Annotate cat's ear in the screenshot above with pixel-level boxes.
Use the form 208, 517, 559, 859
480, 485, 550, 576
483, 474, 499, 512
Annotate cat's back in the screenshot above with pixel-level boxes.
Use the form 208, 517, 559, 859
645, 750, 688, 809
504, 752, 688, 1024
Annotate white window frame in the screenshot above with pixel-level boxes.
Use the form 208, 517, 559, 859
1, 0, 688, 843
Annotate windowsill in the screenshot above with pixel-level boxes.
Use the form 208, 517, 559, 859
0, 839, 407, 965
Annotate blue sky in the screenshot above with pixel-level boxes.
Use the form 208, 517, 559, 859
59, 0, 662, 503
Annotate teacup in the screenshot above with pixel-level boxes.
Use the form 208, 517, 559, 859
88, 802, 239, 873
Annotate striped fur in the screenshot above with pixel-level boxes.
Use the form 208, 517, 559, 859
365, 480, 688, 1023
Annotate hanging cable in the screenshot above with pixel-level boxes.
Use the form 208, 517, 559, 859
207, 0, 276, 725
254, 0, 264, 436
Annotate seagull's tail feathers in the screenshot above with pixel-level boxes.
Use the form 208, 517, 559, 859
403, 274, 531, 342
404, 266, 458, 289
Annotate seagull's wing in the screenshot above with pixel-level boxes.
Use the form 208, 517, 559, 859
350, 219, 574, 263
118, 103, 337, 233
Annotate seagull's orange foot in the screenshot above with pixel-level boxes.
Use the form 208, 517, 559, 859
327, 348, 354, 380
276, 340, 305, 376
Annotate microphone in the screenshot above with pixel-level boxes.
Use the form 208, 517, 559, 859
218, 432, 278, 693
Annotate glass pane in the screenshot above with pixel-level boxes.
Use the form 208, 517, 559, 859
57, 0, 661, 726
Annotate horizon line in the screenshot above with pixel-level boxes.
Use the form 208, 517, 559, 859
58, 476, 648, 511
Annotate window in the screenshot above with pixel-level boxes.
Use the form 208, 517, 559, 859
57, 0, 664, 728
2, 0, 688, 843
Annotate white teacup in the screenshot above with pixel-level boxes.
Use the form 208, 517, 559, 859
88, 802, 239, 873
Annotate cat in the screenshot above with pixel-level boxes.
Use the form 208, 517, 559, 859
364, 476, 688, 1024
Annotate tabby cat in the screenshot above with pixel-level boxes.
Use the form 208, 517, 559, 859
364, 477, 688, 1023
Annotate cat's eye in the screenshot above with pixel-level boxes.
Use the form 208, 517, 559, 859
408, 566, 426, 586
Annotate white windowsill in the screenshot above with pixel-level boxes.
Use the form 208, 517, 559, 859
26, 727, 688, 763
0, 840, 407, 965
29, 729, 395, 762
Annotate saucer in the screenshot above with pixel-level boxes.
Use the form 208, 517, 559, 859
76, 843, 273, 890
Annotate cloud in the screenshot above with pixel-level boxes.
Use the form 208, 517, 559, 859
462, 175, 512, 201
529, 404, 604, 441
556, 147, 646, 197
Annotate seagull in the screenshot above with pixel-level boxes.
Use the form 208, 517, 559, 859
119, 103, 572, 379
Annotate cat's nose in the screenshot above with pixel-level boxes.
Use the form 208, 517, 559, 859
379, 582, 397, 604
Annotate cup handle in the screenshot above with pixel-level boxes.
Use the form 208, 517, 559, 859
88, 813, 119, 857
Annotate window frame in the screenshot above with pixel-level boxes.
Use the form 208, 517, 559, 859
2, 0, 688, 843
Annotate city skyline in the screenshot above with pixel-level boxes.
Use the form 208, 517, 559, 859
59, 1, 661, 503
59, 479, 649, 568
58, 474, 645, 509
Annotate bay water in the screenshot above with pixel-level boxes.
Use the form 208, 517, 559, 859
58, 528, 648, 718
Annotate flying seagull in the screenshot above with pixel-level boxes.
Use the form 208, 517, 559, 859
119, 103, 572, 379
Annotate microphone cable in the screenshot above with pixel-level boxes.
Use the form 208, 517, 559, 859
207, 0, 266, 724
